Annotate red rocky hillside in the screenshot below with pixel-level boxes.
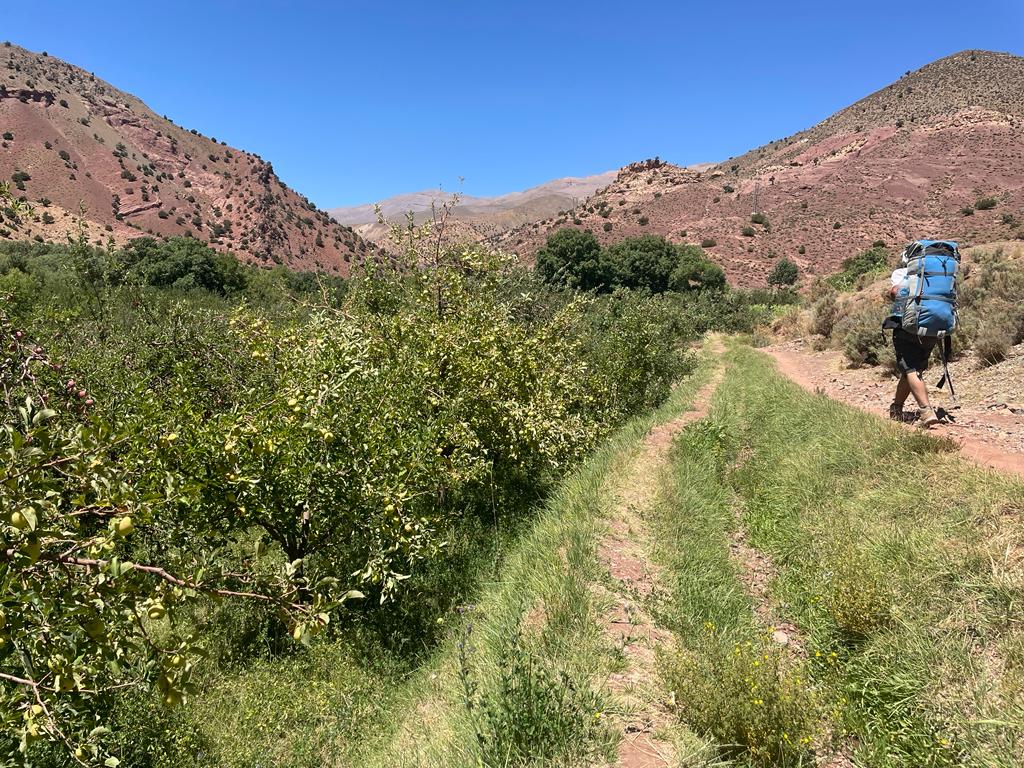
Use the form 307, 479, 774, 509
0, 43, 374, 272
493, 50, 1024, 287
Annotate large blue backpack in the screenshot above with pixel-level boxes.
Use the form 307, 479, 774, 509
890, 239, 960, 395
892, 240, 960, 336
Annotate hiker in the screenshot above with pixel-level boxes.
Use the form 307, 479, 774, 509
883, 240, 961, 428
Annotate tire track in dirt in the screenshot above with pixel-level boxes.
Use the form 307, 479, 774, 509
597, 341, 724, 768
764, 345, 1024, 479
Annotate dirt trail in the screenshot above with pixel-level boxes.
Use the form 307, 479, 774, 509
597, 344, 724, 768
765, 343, 1024, 479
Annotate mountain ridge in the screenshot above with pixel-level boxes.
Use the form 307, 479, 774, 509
0, 43, 375, 272
492, 49, 1024, 286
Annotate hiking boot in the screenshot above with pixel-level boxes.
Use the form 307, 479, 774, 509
918, 407, 941, 429
888, 402, 904, 421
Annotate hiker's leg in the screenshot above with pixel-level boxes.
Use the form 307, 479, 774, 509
893, 375, 911, 407
905, 371, 930, 409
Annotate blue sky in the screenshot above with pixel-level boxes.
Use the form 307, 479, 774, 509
6, 1, 1024, 207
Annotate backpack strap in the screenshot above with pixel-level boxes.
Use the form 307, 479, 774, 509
936, 336, 956, 400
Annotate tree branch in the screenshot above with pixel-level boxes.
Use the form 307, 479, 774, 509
44, 554, 306, 610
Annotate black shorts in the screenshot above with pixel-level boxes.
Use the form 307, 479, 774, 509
893, 328, 938, 375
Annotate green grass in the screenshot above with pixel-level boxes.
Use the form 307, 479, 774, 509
654, 342, 1024, 767
149, 347, 718, 768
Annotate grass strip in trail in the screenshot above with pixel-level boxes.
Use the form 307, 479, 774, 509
596, 340, 724, 767
655, 341, 1024, 767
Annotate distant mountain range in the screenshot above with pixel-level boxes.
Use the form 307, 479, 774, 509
0, 43, 375, 272
328, 172, 617, 247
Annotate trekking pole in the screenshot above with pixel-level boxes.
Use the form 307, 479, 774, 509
936, 336, 956, 403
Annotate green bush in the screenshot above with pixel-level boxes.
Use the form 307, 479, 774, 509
819, 540, 894, 640
535, 228, 606, 291
961, 206, 974, 216
767, 257, 798, 287
975, 196, 998, 211
700, 238, 717, 248
828, 247, 889, 290
669, 245, 726, 293
115, 236, 248, 294
741, 226, 756, 237
664, 633, 820, 765
460, 627, 611, 767
750, 212, 768, 226
604, 235, 682, 293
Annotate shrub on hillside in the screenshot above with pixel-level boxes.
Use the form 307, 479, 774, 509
604, 235, 680, 292
750, 212, 768, 226
975, 196, 998, 211
809, 289, 838, 338
829, 247, 889, 290
669, 245, 727, 293
973, 316, 1014, 365
834, 305, 894, 369
114, 236, 247, 294
741, 226, 756, 237
767, 257, 798, 287
700, 238, 717, 248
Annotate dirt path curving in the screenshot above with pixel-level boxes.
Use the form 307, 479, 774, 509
597, 344, 725, 768
764, 343, 1024, 479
